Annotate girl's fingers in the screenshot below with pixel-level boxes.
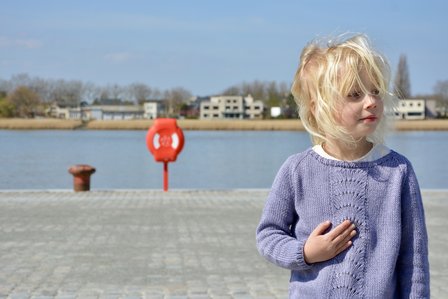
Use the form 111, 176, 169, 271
310, 220, 332, 236
335, 240, 353, 255
335, 229, 356, 252
328, 220, 352, 240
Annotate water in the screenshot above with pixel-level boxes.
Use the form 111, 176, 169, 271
0, 130, 446, 190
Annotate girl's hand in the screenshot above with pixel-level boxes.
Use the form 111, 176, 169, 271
303, 220, 356, 264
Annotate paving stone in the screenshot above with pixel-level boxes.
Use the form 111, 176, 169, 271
0, 189, 446, 298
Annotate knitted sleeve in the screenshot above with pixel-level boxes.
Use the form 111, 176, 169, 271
256, 156, 312, 271
397, 160, 430, 298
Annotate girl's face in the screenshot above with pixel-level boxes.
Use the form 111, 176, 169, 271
334, 71, 384, 141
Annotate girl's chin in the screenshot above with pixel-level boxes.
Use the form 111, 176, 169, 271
351, 128, 378, 140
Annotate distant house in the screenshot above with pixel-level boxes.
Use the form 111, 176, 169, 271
395, 99, 426, 120
425, 99, 438, 119
244, 95, 264, 119
143, 102, 160, 119
88, 105, 144, 120
200, 95, 264, 120
47, 102, 145, 120
46, 103, 74, 119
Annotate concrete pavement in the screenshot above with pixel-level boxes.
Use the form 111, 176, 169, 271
0, 189, 446, 299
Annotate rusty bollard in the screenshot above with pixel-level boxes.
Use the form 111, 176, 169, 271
68, 164, 96, 192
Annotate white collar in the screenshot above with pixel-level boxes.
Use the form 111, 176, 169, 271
312, 143, 390, 162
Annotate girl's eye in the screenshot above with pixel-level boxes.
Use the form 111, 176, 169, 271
347, 91, 362, 99
371, 89, 380, 96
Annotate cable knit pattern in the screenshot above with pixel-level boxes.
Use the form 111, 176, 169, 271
329, 168, 367, 298
256, 148, 430, 299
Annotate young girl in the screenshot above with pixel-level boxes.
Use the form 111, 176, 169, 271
256, 34, 430, 298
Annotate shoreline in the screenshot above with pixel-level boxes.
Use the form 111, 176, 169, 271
1, 118, 448, 131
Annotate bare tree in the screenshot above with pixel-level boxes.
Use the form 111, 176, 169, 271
82, 82, 100, 103
222, 80, 290, 103
128, 83, 152, 104
434, 80, 448, 116
394, 54, 411, 99
278, 82, 290, 97
48, 80, 84, 106
97, 86, 110, 101
2, 74, 52, 102
266, 81, 281, 107
31, 78, 52, 102
164, 87, 192, 116
8, 73, 32, 92
152, 88, 163, 100
109, 84, 125, 100
7, 86, 41, 117
240, 80, 266, 100
221, 85, 241, 96
0, 78, 9, 93
434, 80, 448, 100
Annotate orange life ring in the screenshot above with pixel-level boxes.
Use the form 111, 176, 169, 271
146, 118, 185, 162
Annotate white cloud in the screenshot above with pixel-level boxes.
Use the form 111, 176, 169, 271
103, 52, 133, 63
16, 39, 42, 49
0, 37, 42, 49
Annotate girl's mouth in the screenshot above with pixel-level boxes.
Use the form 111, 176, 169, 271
360, 115, 378, 122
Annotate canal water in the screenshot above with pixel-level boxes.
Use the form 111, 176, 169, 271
0, 130, 446, 190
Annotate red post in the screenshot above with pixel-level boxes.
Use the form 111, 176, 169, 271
146, 118, 184, 191
163, 161, 168, 192
68, 164, 96, 192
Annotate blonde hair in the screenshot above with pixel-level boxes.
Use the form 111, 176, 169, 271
291, 34, 395, 146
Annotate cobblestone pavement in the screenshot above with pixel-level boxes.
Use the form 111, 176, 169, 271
0, 189, 446, 299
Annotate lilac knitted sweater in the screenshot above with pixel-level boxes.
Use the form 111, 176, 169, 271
256, 148, 429, 298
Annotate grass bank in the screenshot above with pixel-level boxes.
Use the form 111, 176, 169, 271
85, 119, 305, 131
0, 118, 83, 130
394, 120, 448, 130
1, 118, 448, 131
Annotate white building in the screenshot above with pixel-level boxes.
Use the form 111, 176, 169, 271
395, 99, 425, 120
89, 105, 144, 120
200, 95, 264, 120
143, 102, 160, 119
244, 95, 264, 119
46, 104, 72, 119
270, 107, 282, 118
47, 103, 145, 120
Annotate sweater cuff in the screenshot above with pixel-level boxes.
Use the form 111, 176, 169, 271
296, 239, 313, 270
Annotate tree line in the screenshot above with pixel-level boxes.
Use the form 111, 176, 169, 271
1, 55, 448, 118
0, 74, 193, 117
0, 73, 295, 118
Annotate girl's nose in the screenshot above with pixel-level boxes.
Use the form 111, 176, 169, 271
365, 95, 378, 109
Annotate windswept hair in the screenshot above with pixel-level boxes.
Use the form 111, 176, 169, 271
291, 34, 395, 146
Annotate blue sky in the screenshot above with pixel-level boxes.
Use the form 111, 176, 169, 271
1, 0, 447, 96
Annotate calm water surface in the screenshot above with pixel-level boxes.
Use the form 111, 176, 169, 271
0, 130, 446, 190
